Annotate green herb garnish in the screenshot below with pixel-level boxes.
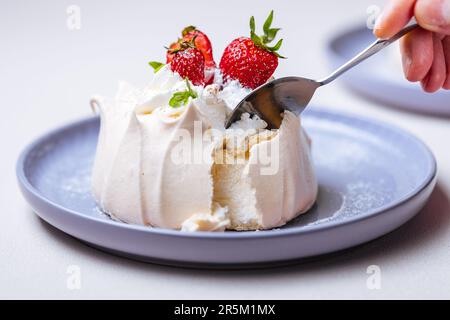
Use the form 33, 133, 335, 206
169, 79, 198, 108
148, 61, 165, 73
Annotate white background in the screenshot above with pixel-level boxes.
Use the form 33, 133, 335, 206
1, 0, 450, 299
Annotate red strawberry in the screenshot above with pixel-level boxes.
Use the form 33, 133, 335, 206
219, 11, 285, 89
166, 26, 216, 84
181, 26, 216, 69
170, 47, 205, 86
166, 26, 215, 67
220, 37, 278, 89
166, 41, 181, 65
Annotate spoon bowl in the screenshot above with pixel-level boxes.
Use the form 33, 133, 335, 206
225, 77, 321, 129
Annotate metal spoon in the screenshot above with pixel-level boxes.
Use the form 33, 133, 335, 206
225, 23, 419, 129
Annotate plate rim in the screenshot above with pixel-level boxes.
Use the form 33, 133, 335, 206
16, 107, 437, 240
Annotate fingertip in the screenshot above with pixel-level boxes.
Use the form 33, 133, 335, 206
373, 27, 385, 39
374, 0, 416, 38
444, 78, 450, 89
420, 71, 440, 93
373, 11, 388, 38
421, 77, 441, 92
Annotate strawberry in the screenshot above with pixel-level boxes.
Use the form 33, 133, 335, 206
219, 11, 285, 89
166, 26, 215, 84
166, 26, 215, 68
166, 42, 181, 65
181, 26, 216, 69
170, 47, 205, 86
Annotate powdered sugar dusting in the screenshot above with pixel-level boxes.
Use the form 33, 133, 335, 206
61, 165, 92, 197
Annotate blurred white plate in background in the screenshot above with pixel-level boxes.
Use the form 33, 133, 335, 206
326, 25, 450, 116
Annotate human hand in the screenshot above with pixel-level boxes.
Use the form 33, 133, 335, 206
374, 0, 450, 92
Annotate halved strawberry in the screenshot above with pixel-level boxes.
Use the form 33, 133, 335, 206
181, 26, 216, 68
219, 11, 285, 89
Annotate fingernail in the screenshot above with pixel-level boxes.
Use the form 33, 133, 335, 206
373, 12, 384, 34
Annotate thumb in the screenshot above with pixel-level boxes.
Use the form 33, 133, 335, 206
415, 0, 450, 35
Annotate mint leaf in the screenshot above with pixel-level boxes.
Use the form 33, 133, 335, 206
169, 80, 198, 108
149, 61, 165, 73
169, 92, 189, 108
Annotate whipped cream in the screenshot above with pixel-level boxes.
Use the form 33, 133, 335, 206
91, 66, 317, 231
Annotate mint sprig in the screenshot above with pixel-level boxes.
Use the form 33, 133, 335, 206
249, 10, 286, 59
169, 80, 198, 108
149, 61, 165, 73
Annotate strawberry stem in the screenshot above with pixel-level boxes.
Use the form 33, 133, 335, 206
248, 10, 286, 58
167, 35, 198, 54
182, 26, 197, 37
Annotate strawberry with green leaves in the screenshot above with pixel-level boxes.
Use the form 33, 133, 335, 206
219, 11, 285, 89
166, 26, 215, 84
150, 37, 206, 86
166, 26, 215, 69
150, 26, 215, 86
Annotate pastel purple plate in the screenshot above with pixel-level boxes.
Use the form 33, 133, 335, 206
326, 25, 450, 116
16, 108, 436, 268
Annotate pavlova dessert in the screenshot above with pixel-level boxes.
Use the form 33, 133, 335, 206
91, 12, 318, 232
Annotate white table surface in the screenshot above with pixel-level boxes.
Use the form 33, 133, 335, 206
1, 0, 450, 299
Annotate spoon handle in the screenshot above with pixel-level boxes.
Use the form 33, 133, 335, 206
318, 23, 419, 86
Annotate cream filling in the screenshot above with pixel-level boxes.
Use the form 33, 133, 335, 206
211, 112, 317, 230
